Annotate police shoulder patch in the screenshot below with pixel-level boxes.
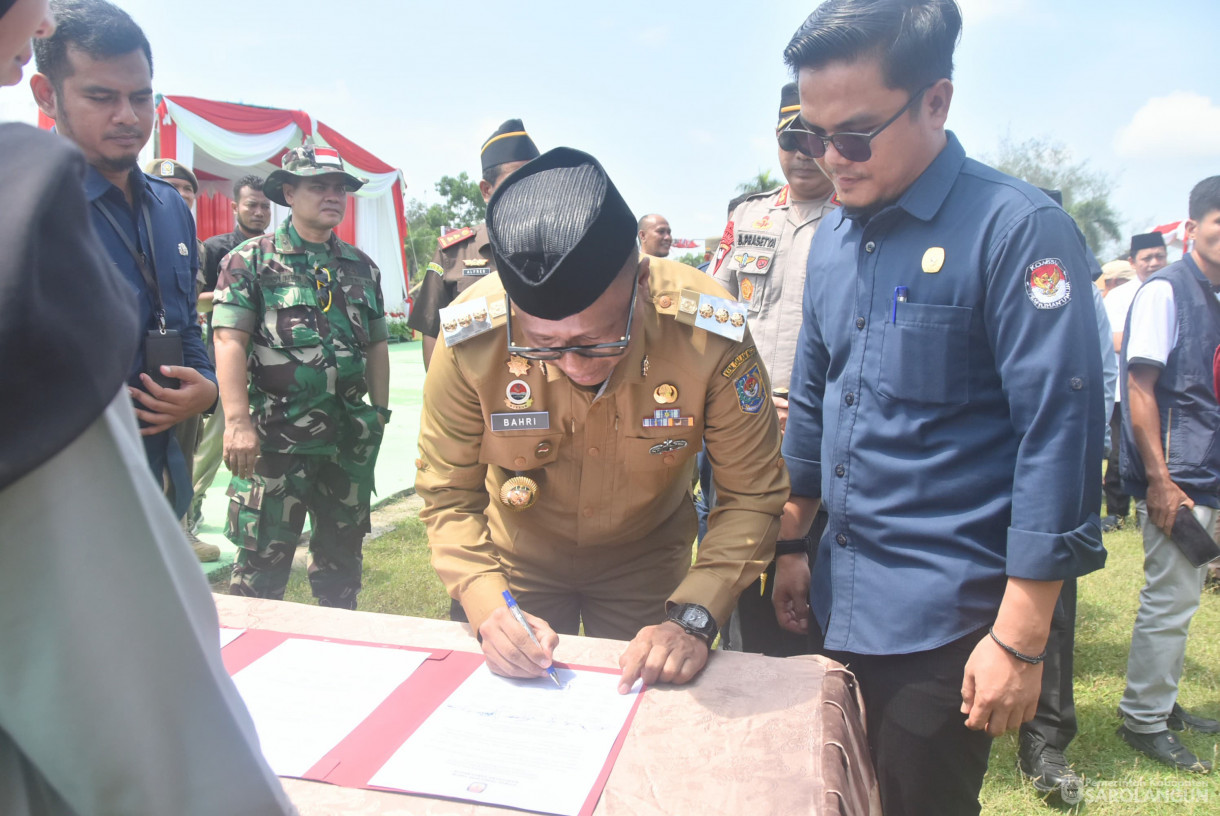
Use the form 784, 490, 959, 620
734, 363, 766, 414
426, 261, 444, 276
1025, 257, 1071, 310
437, 227, 476, 250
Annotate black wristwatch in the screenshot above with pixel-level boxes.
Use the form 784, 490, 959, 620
666, 603, 718, 644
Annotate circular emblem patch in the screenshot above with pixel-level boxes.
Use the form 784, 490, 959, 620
1025, 258, 1072, 310
505, 379, 532, 407
754, 255, 770, 271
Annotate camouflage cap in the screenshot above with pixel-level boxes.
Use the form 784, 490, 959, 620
263, 141, 366, 206
144, 158, 199, 192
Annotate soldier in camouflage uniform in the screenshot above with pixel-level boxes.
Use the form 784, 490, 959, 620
212, 142, 391, 609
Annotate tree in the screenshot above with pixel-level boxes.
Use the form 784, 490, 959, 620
673, 251, 705, 268
403, 173, 489, 286
736, 169, 779, 196
434, 172, 486, 227
990, 135, 1123, 258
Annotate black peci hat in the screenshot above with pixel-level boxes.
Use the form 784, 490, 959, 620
777, 83, 800, 132
1130, 232, 1166, 254
486, 147, 637, 320
481, 119, 540, 174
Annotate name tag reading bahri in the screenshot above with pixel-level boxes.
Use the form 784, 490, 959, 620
490, 412, 550, 432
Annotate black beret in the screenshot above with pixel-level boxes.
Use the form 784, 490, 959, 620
481, 119, 540, 174
486, 147, 637, 320
1130, 232, 1166, 254
777, 83, 800, 131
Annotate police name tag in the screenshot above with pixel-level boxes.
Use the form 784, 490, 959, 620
674, 289, 747, 342
439, 297, 494, 346
490, 412, 550, 431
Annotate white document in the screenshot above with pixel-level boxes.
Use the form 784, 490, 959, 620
219, 627, 246, 649
231, 637, 429, 777
369, 665, 640, 816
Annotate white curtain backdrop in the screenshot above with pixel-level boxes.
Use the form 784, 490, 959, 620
164, 99, 301, 166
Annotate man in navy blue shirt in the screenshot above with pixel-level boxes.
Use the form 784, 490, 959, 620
771, 2, 1106, 813
32, 0, 218, 536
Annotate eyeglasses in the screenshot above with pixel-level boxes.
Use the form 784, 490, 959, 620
313, 264, 333, 312
506, 285, 637, 360
780, 83, 933, 163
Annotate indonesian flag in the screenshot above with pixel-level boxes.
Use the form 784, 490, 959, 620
314, 146, 343, 168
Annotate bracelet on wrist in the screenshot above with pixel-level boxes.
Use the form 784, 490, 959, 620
988, 626, 1046, 665
774, 538, 807, 557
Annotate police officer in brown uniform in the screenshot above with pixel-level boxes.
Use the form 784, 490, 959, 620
711, 83, 837, 656
408, 119, 539, 369
416, 148, 789, 692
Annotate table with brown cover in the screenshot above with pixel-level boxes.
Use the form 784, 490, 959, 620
215, 595, 879, 815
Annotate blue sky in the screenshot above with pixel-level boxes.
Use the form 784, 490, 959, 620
4, 0, 1216, 253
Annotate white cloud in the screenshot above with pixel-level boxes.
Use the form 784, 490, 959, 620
1114, 91, 1220, 158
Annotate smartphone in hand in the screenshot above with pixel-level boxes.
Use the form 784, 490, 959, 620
1170, 505, 1220, 568
144, 329, 183, 390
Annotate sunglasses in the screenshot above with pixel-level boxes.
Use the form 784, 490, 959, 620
506, 286, 637, 361
779, 83, 933, 163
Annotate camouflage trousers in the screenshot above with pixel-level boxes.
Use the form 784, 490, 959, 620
226, 432, 381, 609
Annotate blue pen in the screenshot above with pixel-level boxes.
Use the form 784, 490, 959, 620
892, 286, 908, 323
502, 590, 562, 687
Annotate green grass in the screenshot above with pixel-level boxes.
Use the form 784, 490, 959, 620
264, 501, 1220, 812
281, 513, 450, 619
980, 519, 1219, 814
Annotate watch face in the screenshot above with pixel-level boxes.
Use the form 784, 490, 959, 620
683, 606, 709, 628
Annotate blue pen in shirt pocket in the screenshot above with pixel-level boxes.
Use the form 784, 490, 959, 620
891, 286, 909, 323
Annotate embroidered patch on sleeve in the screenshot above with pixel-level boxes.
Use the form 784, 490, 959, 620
1025, 258, 1071, 309
734, 363, 766, 413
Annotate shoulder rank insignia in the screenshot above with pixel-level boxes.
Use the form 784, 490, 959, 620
439, 296, 495, 347
674, 288, 747, 342
774, 185, 790, 207
437, 226, 476, 250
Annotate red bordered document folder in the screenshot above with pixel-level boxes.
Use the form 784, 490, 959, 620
221, 628, 643, 816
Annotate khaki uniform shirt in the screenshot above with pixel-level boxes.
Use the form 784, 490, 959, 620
712, 185, 837, 390
407, 223, 496, 338
416, 258, 789, 632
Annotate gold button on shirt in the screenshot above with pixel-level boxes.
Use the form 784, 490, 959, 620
415, 257, 788, 635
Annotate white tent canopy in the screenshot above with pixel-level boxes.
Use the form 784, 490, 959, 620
148, 95, 408, 313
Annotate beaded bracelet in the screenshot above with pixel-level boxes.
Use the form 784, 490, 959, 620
989, 627, 1046, 665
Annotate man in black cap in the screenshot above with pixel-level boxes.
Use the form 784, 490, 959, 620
1102, 231, 1170, 530
712, 81, 836, 658
408, 118, 539, 369
416, 148, 789, 692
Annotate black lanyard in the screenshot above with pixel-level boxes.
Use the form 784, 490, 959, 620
92, 195, 167, 333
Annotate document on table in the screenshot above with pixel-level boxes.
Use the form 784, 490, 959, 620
369, 665, 641, 816
219, 627, 246, 649
231, 637, 430, 777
